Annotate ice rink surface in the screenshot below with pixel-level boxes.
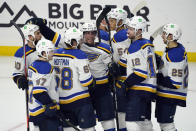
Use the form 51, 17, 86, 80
0, 56, 196, 131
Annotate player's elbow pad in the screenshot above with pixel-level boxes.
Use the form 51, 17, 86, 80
33, 92, 53, 105
39, 25, 56, 41
124, 73, 145, 87
157, 73, 177, 89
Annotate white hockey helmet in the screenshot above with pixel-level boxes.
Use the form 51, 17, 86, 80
81, 22, 97, 32
36, 39, 54, 59
162, 23, 182, 41
21, 24, 39, 44
107, 8, 127, 27
126, 16, 147, 33
64, 27, 83, 47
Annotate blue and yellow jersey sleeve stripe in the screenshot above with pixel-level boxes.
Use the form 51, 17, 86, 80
97, 46, 111, 54
80, 75, 93, 87
128, 83, 156, 93
95, 76, 109, 84
118, 58, 127, 68
29, 66, 38, 73
52, 32, 61, 47
32, 86, 48, 94
157, 88, 186, 101
59, 90, 90, 104
134, 68, 148, 79
29, 106, 45, 116
141, 43, 154, 49
170, 79, 182, 89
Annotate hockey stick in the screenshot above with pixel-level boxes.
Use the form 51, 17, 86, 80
96, 6, 120, 131
10, 20, 30, 131
105, 11, 120, 131
131, 0, 147, 16
58, 112, 81, 131
96, 7, 111, 43
150, 25, 163, 42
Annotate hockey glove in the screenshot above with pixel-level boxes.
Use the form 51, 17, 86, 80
88, 79, 96, 94
116, 80, 127, 95
116, 80, 128, 89
108, 62, 120, 78
44, 102, 58, 118
157, 73, 177, 89
16, 75, 28, 90
25, 18, 47, 26
155, 53, 164, 70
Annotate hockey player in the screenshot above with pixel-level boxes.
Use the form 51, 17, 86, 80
52, 27, 96, 131
28, 39, 60, 131
80, 22, 116, 131
107, 8, 129, 131
12, 24, 42, 90
25, 18, 66, 48
155, 23, 189, 131
107, 8, 130, 63
118, 16, 157, 131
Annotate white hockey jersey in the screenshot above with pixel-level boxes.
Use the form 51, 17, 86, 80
111, 28, 131, 63
52, 48, 93, 108
13, 45, 38, 78
51, 32, 67, 48
80, 42, 112, 84
28, 60, 59, 118
125, 38, 157, 96
157, 43, 188, 107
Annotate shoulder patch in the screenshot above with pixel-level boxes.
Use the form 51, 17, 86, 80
99, 30, 109, 41
166, 44, 186, 62
96, 42, 111, 54
30, 60, 52, 74
14, 45, 35, 58
14, 47, 24, 58
54, 48, 87, 59
113, 29, 128, 43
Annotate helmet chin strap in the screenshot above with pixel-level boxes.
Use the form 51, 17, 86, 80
28, 37, 36, 46
134, 29, 142, 40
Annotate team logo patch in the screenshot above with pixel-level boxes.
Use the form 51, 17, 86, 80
86, 53, 100, 62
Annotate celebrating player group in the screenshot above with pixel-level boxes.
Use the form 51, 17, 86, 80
12, 7, 189, 131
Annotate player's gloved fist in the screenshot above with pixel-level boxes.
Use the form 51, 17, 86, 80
156, 73, 164, 85
155, 53, 164, 70
108, 62, 120, 77
116, 80, 128, 89
116, 80, 127, 94
44, 102, 58, 117
17, 75, 28, 90
25, 18, 47, 26
88, 78, 96, 94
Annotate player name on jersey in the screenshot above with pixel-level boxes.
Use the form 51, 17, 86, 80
53, 58, 69, 66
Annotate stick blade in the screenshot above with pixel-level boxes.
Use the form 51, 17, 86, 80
132, 0, 147, 15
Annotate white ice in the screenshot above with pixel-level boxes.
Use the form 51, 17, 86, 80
0, 56, 196, 131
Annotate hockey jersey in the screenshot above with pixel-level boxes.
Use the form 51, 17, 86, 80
52, 48, 93, 109
126, 38, 157, 98
12, 44, 38, 78
28, 60, 59, 121
112, 28, 131, 63
80, 42, 112, 84
98, 29, 110, 45
157, 43, 188, 107
51, 32, 67, 48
